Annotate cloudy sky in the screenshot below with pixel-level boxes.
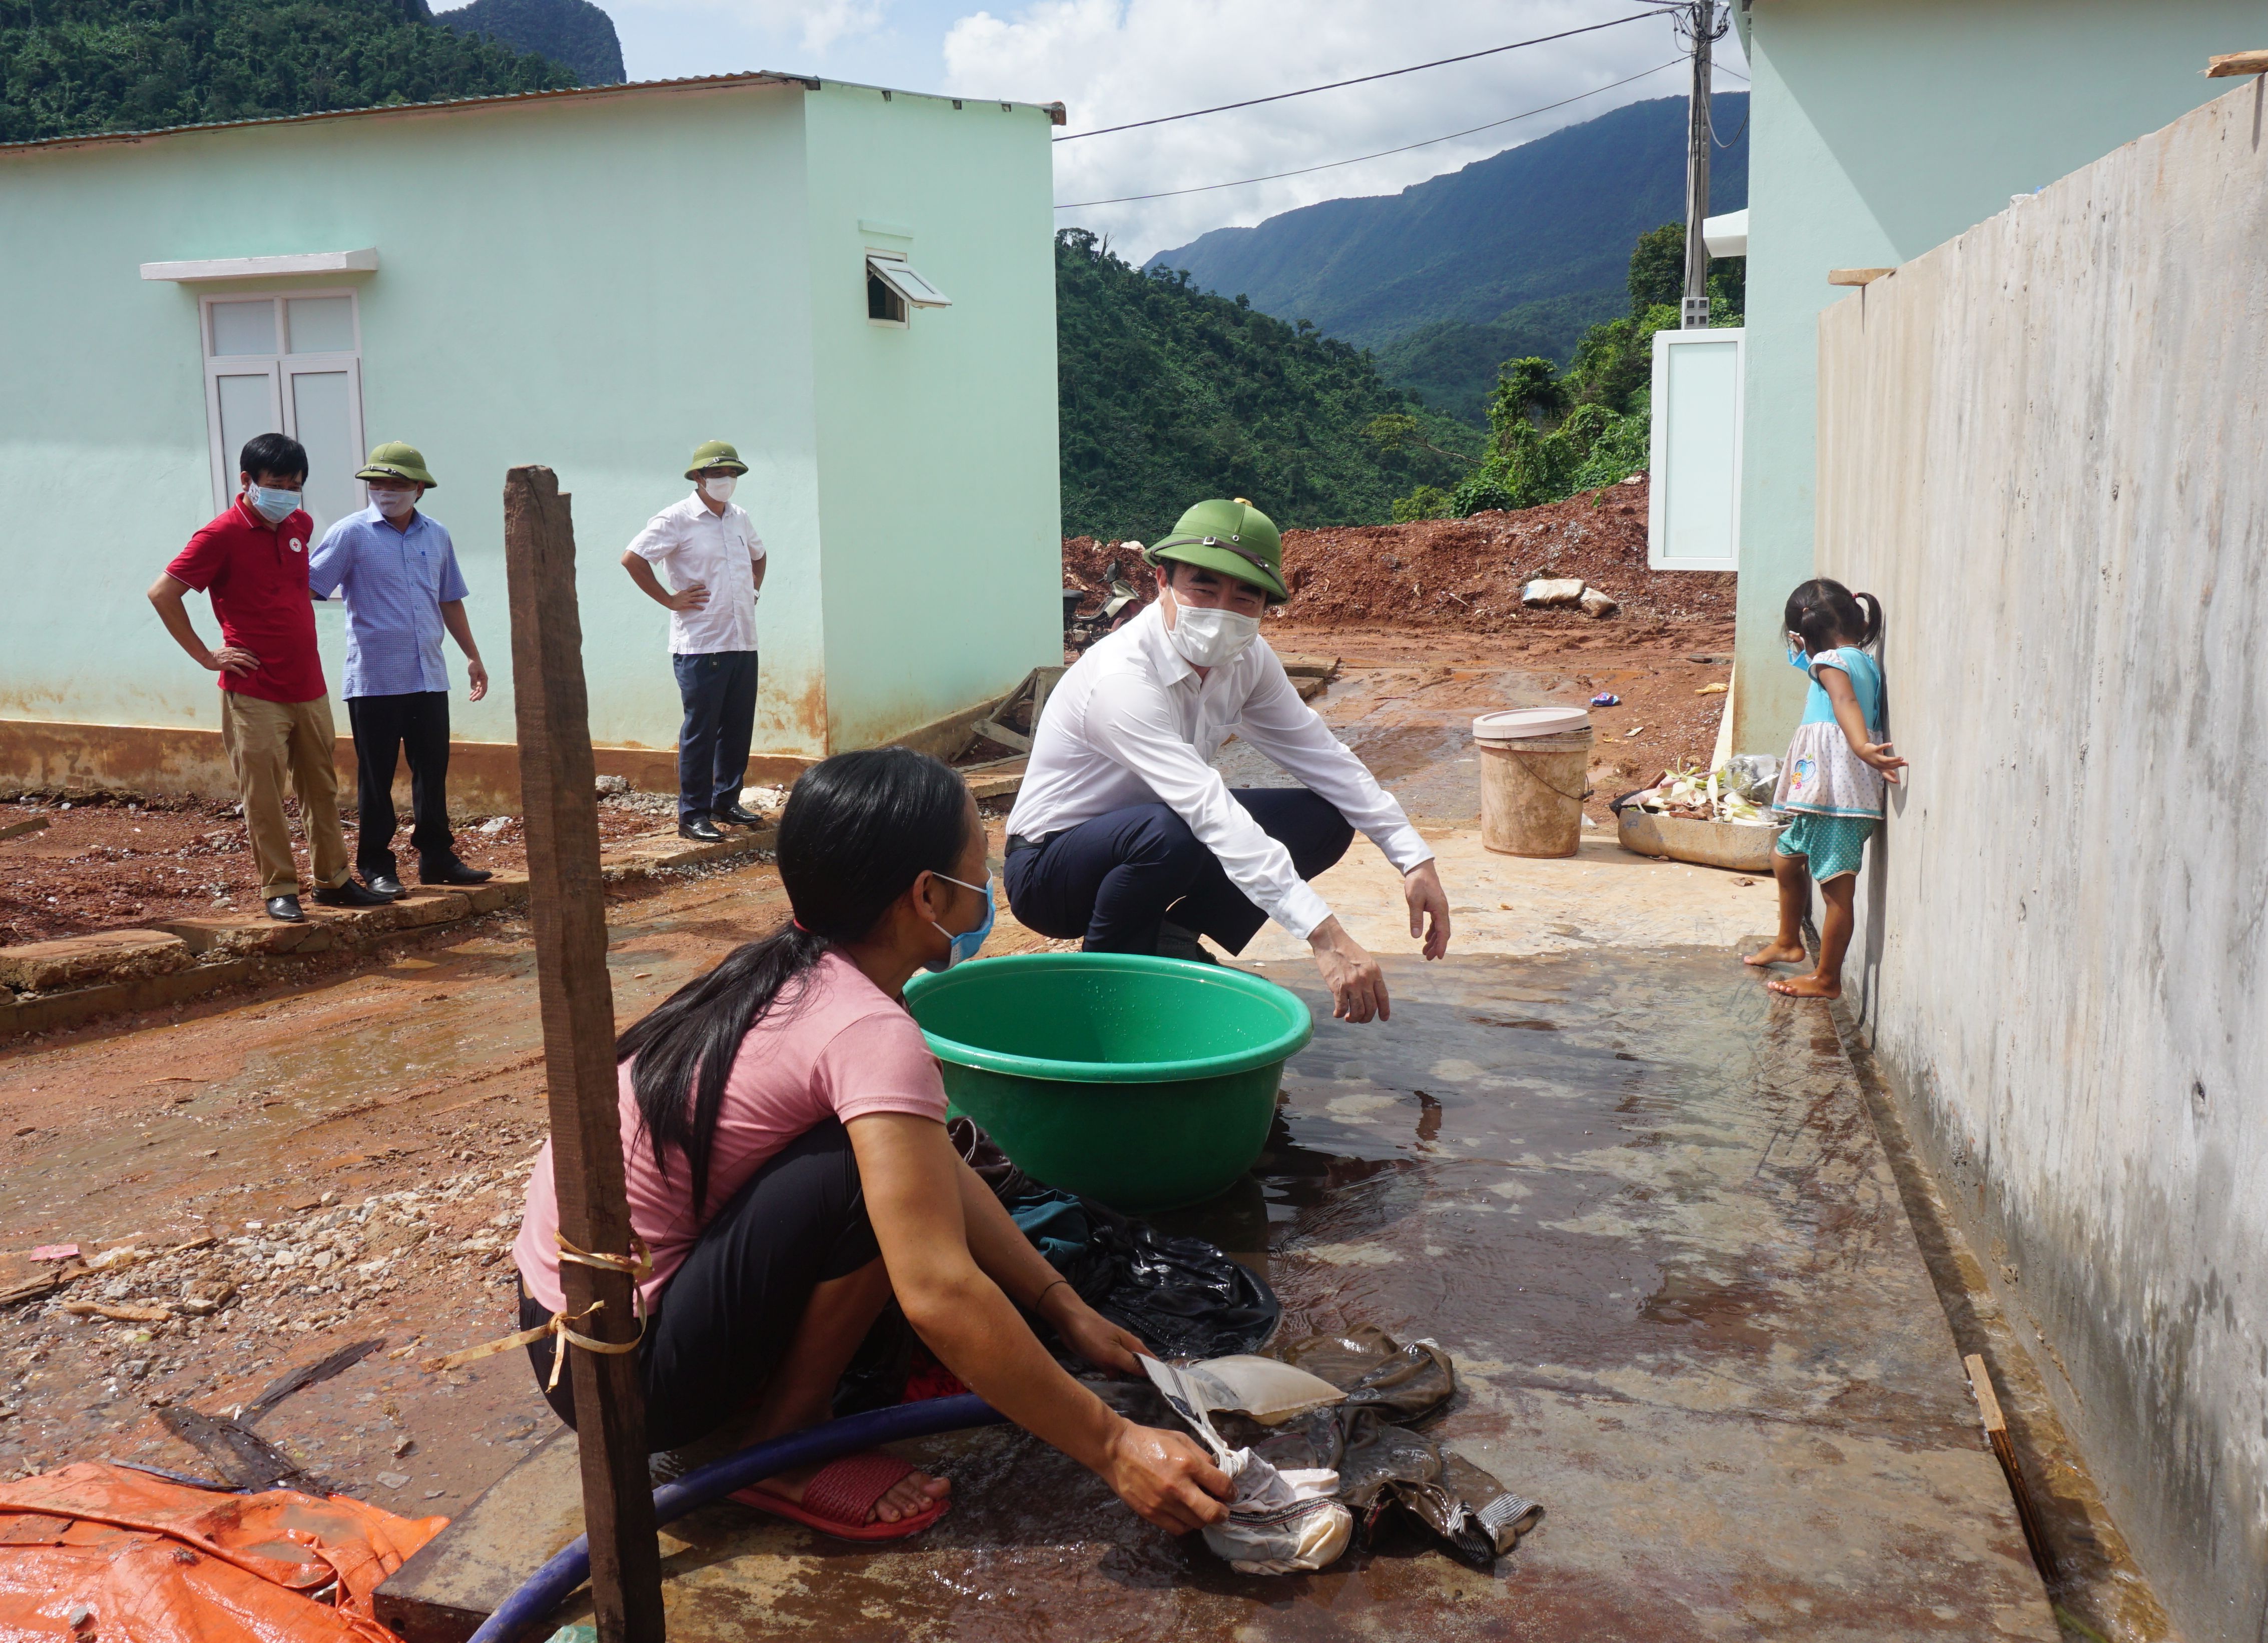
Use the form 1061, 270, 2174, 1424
541, 0, 1748, 261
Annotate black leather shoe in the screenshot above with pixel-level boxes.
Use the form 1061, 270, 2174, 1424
364, 873, 407, 899
265, 894, 305, 923
716, 803, 765, 829
419, 855, 493, 886
678, 816, 726, 843
313, 878, 394, 908
1157, 920, 1220, 965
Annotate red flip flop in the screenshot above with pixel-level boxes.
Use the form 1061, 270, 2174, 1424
729, 1451, 949, 1542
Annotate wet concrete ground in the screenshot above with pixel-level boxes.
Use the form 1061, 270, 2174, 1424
0, 628, 2063, 1637
534, 950, 2055, 1641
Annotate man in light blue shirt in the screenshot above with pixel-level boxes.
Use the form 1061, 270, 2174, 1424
308, 441, 492, 898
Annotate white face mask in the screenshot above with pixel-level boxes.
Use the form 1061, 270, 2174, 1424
369, 487, 415, 519
244, 483, 301, 523
701, 475, 737, 503
1166, 600, 1262, 668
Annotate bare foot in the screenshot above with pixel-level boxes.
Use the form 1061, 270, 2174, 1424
1766, 972, 1841, 999
1743, 940, 1807, 968
753, 1462, 951, 1524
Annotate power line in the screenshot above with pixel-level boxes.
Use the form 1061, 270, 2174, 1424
1052, 12, 1675, 144
1055, 61, 1682, 210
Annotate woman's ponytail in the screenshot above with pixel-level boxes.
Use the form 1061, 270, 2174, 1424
616, 747, 972, 1216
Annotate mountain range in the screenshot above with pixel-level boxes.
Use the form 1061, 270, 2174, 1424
1144, 92, 1747, 422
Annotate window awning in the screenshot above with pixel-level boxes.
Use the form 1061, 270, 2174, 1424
1701, 210, 1746, 260
141, 248, 379, 283
865, 254, 951, 309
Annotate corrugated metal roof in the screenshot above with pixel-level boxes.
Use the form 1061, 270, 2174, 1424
0, 70, 1061, 158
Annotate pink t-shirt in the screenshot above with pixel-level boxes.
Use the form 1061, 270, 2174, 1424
515, 950, 948, 1313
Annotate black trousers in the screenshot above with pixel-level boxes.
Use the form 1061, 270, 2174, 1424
345, 691, 453, 879
523, 1119, 878, 1453
1004, 788, 1356, 956
672, 650, 759, 822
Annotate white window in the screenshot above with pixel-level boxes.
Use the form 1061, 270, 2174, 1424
865, 252, 952, 328
202, 291, 366, 539
1646, 326, 1744, 573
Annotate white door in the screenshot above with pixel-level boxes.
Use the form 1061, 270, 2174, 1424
202, 292, 367, 538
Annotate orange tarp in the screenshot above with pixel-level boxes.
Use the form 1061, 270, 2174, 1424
0, 1463, 446, 1642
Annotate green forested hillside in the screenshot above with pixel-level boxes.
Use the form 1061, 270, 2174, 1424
0, 0, 575, 144
1057, 227, 1478, 542
1146, 93, 1747, 424
437, 0, 619, 88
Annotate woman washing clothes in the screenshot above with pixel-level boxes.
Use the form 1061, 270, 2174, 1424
511, 748, 1232, 1540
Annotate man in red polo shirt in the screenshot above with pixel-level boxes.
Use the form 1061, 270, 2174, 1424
147, 432, 392, 923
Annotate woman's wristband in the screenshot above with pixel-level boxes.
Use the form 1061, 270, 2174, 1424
1035, 1276, 1072, 1314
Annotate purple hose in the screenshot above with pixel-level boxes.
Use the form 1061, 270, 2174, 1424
466, 1393, 1004, 1643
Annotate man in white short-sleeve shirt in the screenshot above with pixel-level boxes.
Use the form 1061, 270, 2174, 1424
621, 439, 768, 843
1006, 497, 1451, 1023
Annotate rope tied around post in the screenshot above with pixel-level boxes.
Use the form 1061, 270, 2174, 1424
426, 1234, 653, 1384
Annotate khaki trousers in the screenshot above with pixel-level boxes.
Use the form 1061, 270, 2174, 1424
220, 691, 350, 898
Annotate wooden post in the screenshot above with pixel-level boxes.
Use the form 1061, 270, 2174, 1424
502, 465, 665, 1643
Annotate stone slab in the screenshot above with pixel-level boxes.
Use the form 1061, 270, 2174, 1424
152, 914, 337, 957
0, 958, 256, 1039
602, 827, 777, 875
0, 929, 191, 992
374, 1427, 584, 1643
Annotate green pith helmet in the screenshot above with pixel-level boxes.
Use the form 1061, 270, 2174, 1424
356, 441, 436, 487
1144, 497, 1286, 602
684, 439, 749, 479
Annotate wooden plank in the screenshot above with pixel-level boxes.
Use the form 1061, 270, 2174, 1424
0, 816, 51, 844
1828, 268, 1896, 286
155, 1407, 306, 1491
1964, 1353, 2054, 1579
2205, 49, 2268, 76
971, 718, 1033, 753
1026, 665, 1068, 735
239, 1338, 384, 1426
502, 465, 665, 1643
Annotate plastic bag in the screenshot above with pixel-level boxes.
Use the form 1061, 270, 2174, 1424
1166, 1355, 1345, 1426
1140, 1356, 1353, 1575
951, 1118, 1281, 1360
1721, 753, 1781, 803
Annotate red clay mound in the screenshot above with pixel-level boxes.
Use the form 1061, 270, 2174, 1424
1062, 477, 1731, 636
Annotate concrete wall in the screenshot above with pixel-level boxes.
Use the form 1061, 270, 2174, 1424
1817, 80, 2268, 1642
1730, 0, 2263, 755
801, 83, 1062, 753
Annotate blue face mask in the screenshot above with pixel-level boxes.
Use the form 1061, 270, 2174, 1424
1786, 634, 1811, 672
246, 483, 302, 523
923, 871, 996, 973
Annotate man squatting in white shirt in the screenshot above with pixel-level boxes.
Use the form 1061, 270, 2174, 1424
1005, 498, 1451, 1023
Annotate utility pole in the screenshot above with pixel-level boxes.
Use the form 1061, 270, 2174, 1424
1680, 0, 1726, 329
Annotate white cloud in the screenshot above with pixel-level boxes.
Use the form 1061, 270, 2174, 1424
941, 0, 1746, 261
603, 0, 886, 60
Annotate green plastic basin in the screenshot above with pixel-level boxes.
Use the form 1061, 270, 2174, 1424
903, 952, 1314, 1214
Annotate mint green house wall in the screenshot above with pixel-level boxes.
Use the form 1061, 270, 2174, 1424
0, 75, 1058, 794
1729, 0, 2260, 754
800, 88, 1062, 754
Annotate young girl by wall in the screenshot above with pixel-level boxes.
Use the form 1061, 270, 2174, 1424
1744, 579, 1907, 998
